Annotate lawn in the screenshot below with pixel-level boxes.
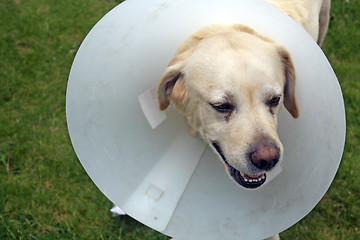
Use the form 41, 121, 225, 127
0, 0, 359, 239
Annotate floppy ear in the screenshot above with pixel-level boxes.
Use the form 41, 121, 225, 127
157, 61, 187, 111
279, 48, 299, 118
158, 25, 230, 111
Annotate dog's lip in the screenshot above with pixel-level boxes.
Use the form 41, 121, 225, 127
241, 172, 266, 181
212, 142, 266, 189
228, 162, 267, 189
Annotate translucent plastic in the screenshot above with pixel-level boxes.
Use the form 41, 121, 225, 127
66, 0, 346, 239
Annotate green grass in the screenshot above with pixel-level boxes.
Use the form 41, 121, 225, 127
0, 0, 359, 239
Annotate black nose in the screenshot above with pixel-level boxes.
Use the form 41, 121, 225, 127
250, 144, 280, 170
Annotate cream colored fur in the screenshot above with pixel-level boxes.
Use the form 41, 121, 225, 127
267, 0, 330, 45
160, 0, 331, 239
158, 25, 297, 182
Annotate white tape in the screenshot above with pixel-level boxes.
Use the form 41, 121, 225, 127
138, 87, 167, 129
123, 130, 207, 232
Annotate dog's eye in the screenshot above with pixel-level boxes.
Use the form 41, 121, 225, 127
210, 102, 235, 113
268, 96, 281, 107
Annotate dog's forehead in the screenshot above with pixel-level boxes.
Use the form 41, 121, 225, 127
184, 35, 285, 99
185, 34, 284, 77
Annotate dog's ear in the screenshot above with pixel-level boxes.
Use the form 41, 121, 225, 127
158, 26, 222, 111
158, 25, 229, 111
278, 47, 299, 118
157, 60, 187, 111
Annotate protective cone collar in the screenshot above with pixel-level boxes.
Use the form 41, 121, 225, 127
66, 0, 346, 239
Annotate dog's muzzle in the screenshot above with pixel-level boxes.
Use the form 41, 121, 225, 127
212, 142, 276, 189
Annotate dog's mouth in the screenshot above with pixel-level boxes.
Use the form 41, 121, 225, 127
212, 142, 266, 189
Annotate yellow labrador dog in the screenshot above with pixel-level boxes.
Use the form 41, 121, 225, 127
158, 0, 330, 238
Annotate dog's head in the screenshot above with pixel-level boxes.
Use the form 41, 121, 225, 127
157, 25, 299, 189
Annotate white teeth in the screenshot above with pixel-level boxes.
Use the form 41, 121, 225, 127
242, 173, 265, 183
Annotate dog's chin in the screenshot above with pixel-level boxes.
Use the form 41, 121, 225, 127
212, 142, 266, 189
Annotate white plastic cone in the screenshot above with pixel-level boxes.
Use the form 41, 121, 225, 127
66, 0, 346, 239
